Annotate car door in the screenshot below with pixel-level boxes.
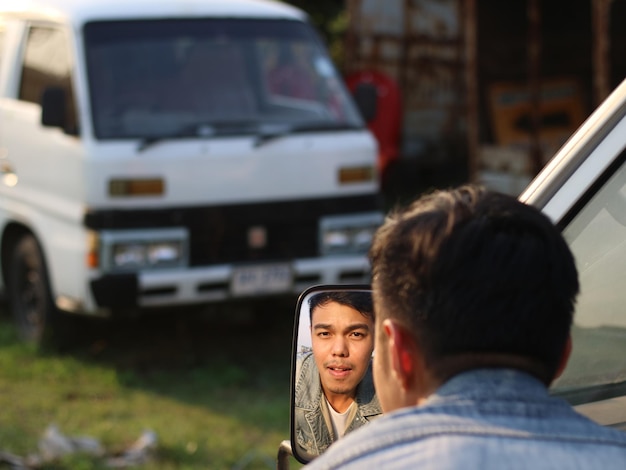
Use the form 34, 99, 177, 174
520, 77, 626, 431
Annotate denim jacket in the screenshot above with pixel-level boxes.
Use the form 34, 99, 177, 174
294, 352, 381, 461
305, 368, 626, 469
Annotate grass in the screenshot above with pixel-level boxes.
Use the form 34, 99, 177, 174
0, 299, 304, 469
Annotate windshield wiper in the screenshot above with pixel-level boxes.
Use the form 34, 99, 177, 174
136, 124, 216, 153
253, 122, 362, 149
136, 121, 361, 152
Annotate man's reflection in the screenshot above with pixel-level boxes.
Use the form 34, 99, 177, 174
294, 291, 382, 458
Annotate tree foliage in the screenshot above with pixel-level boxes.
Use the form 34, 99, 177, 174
280, 0, 348, 68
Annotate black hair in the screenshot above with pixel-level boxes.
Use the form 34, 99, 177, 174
369, 184, 579, 384
308, 291, 374, 324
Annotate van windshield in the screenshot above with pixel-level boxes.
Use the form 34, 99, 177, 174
84, 19, 364, 140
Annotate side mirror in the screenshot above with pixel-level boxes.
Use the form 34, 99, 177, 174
351, 82, 378, 123
289, 284, 381, 464
41, 86, 67, 128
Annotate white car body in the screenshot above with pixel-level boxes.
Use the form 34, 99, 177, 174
521, 77, 626, 432
0, 0, 382, 328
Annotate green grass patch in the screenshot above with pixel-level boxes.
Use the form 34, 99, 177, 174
0, 307, 303, 469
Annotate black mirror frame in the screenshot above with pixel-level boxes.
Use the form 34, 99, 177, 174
289, 283, 372, 465
352, 82, 378, 123
40, 86, 67, 129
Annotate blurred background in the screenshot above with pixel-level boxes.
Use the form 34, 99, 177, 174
302, 0, 624, 205
2, 1, 626, 469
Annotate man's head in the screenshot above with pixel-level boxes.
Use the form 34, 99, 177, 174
308, 291, 375, 410
369, 185, 579, 412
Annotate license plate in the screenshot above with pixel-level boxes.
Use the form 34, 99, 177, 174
231, 263, 292, 296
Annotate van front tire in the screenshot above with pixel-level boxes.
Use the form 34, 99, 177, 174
9, 234, 62, 347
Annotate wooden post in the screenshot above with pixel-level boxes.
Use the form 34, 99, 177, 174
592, 0, 613, 106
528, 0, 543, 176
344, 0, 361, 76
463, 0, 479, 183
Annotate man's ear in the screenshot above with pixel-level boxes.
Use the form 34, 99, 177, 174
382, 319, 420, 391
554, 334, 572, 380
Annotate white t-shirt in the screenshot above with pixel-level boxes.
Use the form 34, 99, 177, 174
326, 398, 356, 439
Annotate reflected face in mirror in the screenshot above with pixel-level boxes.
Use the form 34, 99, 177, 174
310, 295, 375, 411
292, 288, 381, 463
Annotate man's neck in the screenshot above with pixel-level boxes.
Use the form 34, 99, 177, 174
430, 353, 554, 387
326, 394, 356, 413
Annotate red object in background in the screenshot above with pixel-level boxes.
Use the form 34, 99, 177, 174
345, 70, 402, 181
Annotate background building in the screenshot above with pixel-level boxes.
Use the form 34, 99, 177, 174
343, 0, 626, 202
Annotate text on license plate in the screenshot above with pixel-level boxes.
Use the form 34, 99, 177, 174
231, 264, 292, 296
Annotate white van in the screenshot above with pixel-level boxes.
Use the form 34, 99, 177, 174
0, 0, 382, 343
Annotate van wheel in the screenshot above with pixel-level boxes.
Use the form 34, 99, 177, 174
9, 234, 59, 345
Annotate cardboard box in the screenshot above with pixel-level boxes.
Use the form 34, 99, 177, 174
488, 78, 586, 155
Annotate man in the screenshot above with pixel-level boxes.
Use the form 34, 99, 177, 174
294, 291, 381, 459
307, 185, 626, 469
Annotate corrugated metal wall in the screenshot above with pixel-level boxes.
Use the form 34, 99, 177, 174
345, 0, 625, 197
345, 0, 466, 168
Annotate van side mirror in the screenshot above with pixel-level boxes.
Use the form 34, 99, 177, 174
41, 87, 67, 129
289, 284, 381, 464
352, 82, 378, 123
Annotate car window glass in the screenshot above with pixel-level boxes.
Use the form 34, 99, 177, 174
257, 39, 349, 120
19, 25, 77, 132
551, 154, 626, 396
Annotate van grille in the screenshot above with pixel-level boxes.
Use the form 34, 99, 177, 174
84, 195, 381, 265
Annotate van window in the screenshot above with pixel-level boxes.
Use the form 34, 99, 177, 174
19, 26, 78, 133
83, 19, 363, 140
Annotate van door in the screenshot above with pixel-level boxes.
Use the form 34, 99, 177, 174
0, 22, 85, 301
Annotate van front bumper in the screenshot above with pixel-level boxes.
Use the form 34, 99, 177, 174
89, 255, 371, 309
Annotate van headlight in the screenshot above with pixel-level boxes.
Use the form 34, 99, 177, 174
320, 212, 384, 255
99, 228, 188, 271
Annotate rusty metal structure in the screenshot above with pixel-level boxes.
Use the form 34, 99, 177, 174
344, 0, 625, 196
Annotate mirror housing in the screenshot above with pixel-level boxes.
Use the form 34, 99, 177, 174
41, 86, 67, 129
289, 284, 380, 464
352, 82, 378, 123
